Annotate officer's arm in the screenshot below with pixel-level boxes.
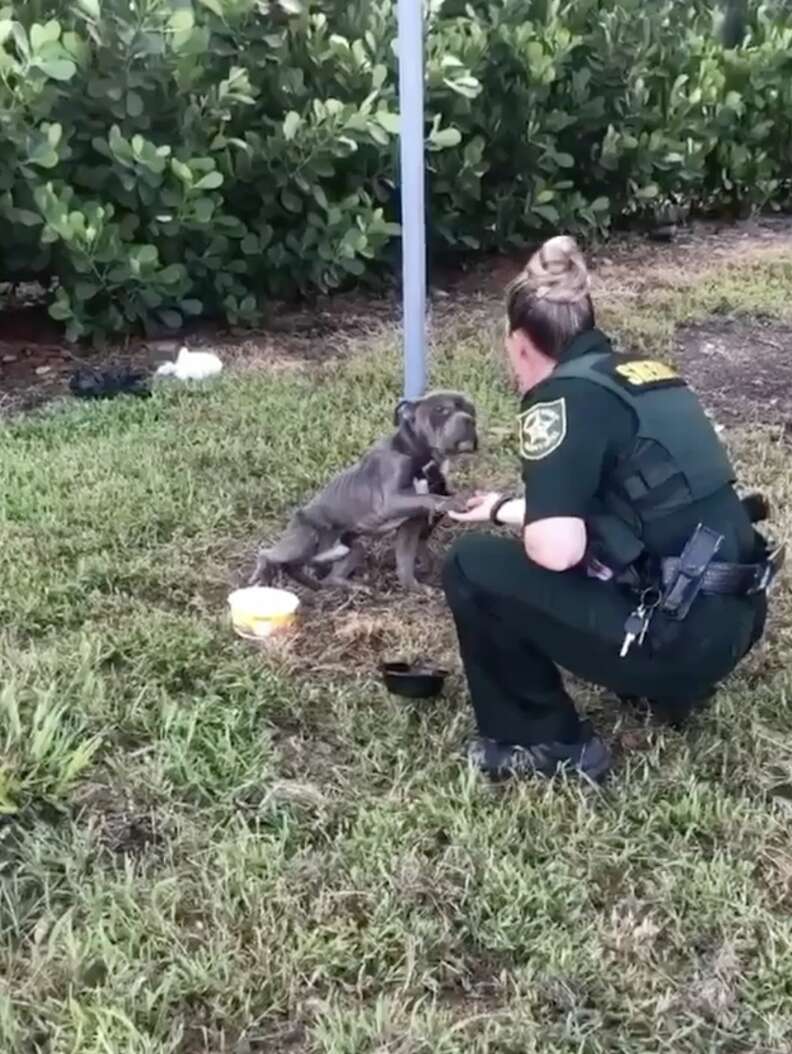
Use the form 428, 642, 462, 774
522, 517, 587, 571
519, 380, 634, 571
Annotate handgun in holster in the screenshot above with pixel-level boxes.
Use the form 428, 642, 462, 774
585, 512, 644, 571
659, 524, 724, 621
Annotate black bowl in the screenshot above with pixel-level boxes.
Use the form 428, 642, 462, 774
381, 661, 448, 700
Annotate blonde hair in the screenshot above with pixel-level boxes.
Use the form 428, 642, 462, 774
506, 235, 594, 359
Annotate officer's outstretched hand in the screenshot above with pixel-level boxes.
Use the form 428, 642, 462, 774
448, 492, 502, 524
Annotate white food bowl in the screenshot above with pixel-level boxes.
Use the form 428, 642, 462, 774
228, 586, 300, 640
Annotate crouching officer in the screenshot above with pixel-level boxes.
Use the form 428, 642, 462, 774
443, 235, 784, 782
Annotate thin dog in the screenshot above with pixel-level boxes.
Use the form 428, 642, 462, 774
248, 391, 478, 591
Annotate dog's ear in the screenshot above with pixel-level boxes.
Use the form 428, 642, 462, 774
393, 399, 417, 427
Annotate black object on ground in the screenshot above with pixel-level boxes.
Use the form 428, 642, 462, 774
648, 224, 677, 243
381, 661, 448, 699
69, 366, 152, 400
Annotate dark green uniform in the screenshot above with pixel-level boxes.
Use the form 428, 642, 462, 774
442, 328, 767, 748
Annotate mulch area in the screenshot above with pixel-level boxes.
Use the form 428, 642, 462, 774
3, 215, 792, 416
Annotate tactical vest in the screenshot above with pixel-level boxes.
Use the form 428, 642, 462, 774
549, 340, 735, 563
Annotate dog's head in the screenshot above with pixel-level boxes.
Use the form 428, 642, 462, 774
394, 390, 478, 456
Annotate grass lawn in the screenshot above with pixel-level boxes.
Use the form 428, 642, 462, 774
2, 233, 792, 1053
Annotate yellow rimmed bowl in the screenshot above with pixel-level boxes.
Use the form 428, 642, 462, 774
228, 586, 300, 641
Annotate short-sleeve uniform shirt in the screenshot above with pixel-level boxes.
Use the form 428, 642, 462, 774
519, 332, 636, 526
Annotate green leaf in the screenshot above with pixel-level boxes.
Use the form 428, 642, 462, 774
171, 159, 194, 185
198, 0, 224, 13
636, 183, 659, 200
77, 0, 101, 18
367, 123, 389, 147
554, 152, 574, 168
444, 75, 480, 99
372, 64, 387, 89
280, 189, 302, 213
159, 309, 182, 329
49, 300, 72, 321
27, 144, 59, 169
34, 58, 76, 81
180, 298, 203, 315
241, 234, 259, 254
30, 20, 61, 51
532, 203, 560, 224
0, 20, 13, 46
74, 281, 98, 300
159, 264, 184, 284
283, 111, 301, 141
376, 111, 400, 135
126, 91, 144, 118
138, 245, 158, 265
168, 10, 194, 32
14, 209, 42, 226
590, 196, 610, 212
535, 189, 555, 204
195, 171, 224, 190
431, 127, 461, 149
279, 0, 303, 11
11, 23, 29, 58
193, 197, 214, 223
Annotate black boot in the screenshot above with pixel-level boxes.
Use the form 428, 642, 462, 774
467, 721, 612, 783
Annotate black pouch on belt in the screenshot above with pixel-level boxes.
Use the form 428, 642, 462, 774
659, 524, 725, 621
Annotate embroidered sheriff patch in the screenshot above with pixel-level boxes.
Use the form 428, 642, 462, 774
518, 397, 567, 460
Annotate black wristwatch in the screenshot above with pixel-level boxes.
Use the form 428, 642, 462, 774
489, 494, 513, 525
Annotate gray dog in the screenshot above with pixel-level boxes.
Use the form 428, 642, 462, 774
248, 391, 478, 591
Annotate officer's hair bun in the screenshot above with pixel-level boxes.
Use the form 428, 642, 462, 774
523, 235, 590, 304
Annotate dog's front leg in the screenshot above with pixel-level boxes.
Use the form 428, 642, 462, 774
415, 530, 436, 578
360, 493, 451, 534
394, 519, 426, 591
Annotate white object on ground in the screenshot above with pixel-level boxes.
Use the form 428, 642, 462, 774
228, 586, 300, 640
156, 345, 223, 381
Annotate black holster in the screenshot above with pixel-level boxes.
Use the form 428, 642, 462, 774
658, 524, 724, 621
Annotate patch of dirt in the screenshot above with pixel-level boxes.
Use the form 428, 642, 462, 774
245, 527, 461, 682
435, 214, 792, 303
674, 317, 792, 429
73, 779, 168, 858
0, 301, 378, 415
3, 215, 792, 416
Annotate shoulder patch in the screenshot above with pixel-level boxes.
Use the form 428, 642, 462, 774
594, 356, 686, 392
518, 397, 567, 460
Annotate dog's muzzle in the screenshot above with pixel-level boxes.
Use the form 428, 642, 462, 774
456, 438, 478, 453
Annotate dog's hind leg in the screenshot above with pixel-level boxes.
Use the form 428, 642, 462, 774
283, 564, 323, 590
323, 542, 368, 591
247, 521, 319, 587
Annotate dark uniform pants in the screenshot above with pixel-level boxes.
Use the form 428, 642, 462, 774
442, 534, 767, 746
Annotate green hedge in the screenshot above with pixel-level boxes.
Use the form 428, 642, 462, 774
1, 0, 791, 342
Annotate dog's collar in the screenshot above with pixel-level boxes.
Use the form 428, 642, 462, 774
392, 423, 429, 460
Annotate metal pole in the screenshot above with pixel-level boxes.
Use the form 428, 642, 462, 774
397, 0, 426, 400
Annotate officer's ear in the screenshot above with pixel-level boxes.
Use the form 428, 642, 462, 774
394, 399, 417, 427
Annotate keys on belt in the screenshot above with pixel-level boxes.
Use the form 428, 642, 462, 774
620, 588, 661, 659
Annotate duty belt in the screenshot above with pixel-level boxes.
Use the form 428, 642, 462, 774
660, 541, 786, 598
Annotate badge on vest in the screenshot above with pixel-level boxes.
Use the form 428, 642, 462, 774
605, 358, 685, 391
518, 397, 567, 460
